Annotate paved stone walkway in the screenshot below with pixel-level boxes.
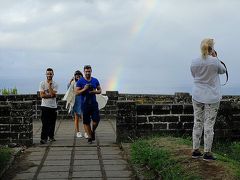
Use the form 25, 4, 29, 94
12, 119, 134, 180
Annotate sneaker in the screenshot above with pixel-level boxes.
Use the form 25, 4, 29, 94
76, 132, 83, 138
91, 131, 95, 141
40, 139, 47, 144
87, 138, 92, 144
203, 152, 216, 161
84, 132, 89, 139
192, 150, 203, 158
49, 138, 56, 142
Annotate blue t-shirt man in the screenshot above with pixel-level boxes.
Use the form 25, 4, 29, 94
75, 65, 102, 144
76, 77, 100, 106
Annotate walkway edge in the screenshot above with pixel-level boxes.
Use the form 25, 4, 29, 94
119, 143, 141, 180
0, 147, 23, 178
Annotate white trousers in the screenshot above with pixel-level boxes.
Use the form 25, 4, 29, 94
192, 100, 220, 152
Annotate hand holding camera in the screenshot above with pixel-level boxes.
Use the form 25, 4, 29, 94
84, 83, 94, 91
211, 49, 217, 57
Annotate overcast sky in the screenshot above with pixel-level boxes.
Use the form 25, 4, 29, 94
0, 0, 239, 95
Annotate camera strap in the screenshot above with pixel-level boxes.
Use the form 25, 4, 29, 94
219, 60, 228, 86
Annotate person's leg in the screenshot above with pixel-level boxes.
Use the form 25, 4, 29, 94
192, 100, 205, 151
85, 124, 92, 138
91, 105, 100, 141
40, 107, 49, 143
48, 108, 57, 140
203, 102, 220, 153
82, 105, 92, 143
75, 113, 84, 137
81, 114, 88, 138
74, 113, 80, 132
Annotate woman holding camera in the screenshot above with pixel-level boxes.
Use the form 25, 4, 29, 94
190, 38, 226, 161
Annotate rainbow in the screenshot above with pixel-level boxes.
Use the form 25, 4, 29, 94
106, 0, 157, 92
106, 66, 122, 91
130, 0, 157, 38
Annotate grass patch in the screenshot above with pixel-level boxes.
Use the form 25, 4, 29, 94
131, 139, 200, 179
130, 136, 240, 179
0, 147, 12, 172
214, 141, 240, 162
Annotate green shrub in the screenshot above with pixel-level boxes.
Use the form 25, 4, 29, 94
0, 147, 12, 171
0, 87, 18, 95
229, 142, 240, 162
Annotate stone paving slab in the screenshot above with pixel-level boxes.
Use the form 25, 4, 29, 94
104, 164, 129, 171
106, 171, 133, 178
73, 165, 101, 171
9, 119, 134, 179
44, 160, 71, 166
72, 178, 102, 180
72, 171, 102, 178
103, 159, 128, 165
74, 150, 97, 155
74, 160, 100, 166
13, 172, 35, 180
41, 166, 70, 172
107, 178, 132, 180
74, 154, 98, 160
38, 179, 68, 180
28, 160, 41, 165
47, 151, 72, 155
25, 155, 43, 161
45, 155, 71, 160
102, 154, 123, 159
38, 172, 69, 179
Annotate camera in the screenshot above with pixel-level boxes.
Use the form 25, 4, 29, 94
88, 83, 94, 91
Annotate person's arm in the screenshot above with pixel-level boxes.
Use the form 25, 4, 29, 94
75, 84, 89, 95
48, 81, 57, 97
40, 82, 57, 99
89, 79, 101, 94
67, 78, 74, 89
40, 91, 55, 98
212, 50, 226, 74
39, 82, 51, 99
89, 85, 102, 94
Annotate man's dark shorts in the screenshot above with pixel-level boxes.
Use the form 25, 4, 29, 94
82, 103, 100, 125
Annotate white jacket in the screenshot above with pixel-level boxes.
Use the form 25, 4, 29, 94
62, 81, 75, 113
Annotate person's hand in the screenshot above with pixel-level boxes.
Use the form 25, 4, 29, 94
211, 50, 217, 57
89, 89, 96, 94
84, 84, 90, 90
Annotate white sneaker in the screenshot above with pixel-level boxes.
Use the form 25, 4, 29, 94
76, 132, 83, 138
84, 132, 89, 139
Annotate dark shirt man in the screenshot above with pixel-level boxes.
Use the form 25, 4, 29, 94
76, 65, 102, 144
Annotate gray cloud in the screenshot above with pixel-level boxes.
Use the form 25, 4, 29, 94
0, 0, 239, 94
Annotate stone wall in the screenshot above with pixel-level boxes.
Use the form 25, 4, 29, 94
0, 92, 115, 146
0, 94, 72, 120
0, 101, 33, 146
116, 99, 240, 143
1, 91, 240, 145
